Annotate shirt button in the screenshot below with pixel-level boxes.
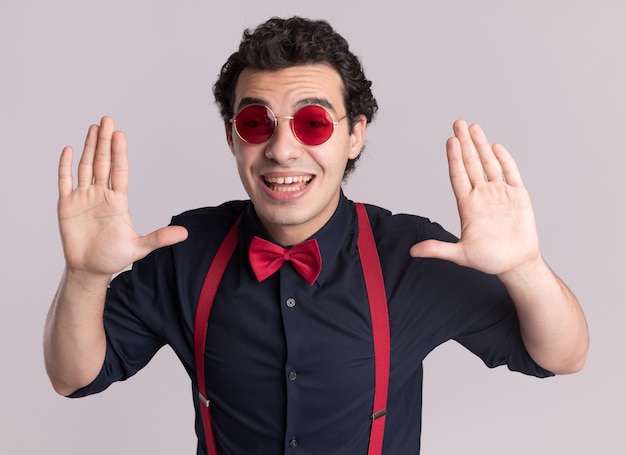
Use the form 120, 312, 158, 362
286, 297, 296, 308
289, 438, 298, 448
288, 370, 297, 381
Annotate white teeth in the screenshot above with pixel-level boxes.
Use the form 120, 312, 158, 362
263, 175, 313, 191
274, 185, 304, 192
264, 175, 312, 184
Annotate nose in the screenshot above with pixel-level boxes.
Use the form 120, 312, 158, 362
264, 117, 302, 163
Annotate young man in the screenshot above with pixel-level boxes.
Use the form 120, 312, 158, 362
45, 17, 588, 454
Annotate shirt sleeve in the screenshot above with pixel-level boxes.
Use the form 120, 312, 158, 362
453, 293, 554, 377
370, 207, 553, 379
68, 202, 247, 399
417, 221, 554, 378
69, 246, 176, 398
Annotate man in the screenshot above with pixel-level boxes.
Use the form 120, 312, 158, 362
44, 16, 588, 454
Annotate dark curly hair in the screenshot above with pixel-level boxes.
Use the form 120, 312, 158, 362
213, 16, 378, 178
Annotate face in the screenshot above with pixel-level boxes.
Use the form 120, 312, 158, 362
226, 64, 366, 246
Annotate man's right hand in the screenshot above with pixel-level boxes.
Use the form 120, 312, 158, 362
45, 117, 188, 396
57, 116, 188, 278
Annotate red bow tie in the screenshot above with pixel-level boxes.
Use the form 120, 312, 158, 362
249, 236, 322, 285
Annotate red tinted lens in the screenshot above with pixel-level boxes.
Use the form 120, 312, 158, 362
293, 105, 335, 145
234, 105, 275, 144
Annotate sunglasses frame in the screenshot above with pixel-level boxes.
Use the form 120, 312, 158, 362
230, 103, 348, 146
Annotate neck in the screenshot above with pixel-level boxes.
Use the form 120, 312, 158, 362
265, 224, 319, 247
257, 195, 341, 246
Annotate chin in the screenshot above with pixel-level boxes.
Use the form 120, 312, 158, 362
258, 206, 311, 227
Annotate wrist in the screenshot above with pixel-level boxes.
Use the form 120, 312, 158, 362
63, 267, 112, 293
496, 254, 548, 289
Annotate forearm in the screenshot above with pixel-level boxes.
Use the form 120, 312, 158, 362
44, 269, 110, 396
498, 257, 589, 375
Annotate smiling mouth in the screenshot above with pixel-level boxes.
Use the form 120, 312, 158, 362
263, 175, 314, 192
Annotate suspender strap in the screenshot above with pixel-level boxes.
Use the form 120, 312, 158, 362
194, 214, 242, 455
355, 203, 390, 455
194, 203, 390, 455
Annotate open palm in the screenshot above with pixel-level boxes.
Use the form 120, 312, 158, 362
410, 120, 541, 276
57, 117, 187, 277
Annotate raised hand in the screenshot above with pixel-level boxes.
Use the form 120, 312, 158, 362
409, 119, 541, 277
57, 116, 188, 277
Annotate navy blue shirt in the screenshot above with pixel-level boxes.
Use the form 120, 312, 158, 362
71, 194, 553, 454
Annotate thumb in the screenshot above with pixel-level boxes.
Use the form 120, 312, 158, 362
135, 225, 189, 259
409, 239, 462, 263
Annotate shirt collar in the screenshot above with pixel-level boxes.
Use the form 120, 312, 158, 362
240, 192, 355, 286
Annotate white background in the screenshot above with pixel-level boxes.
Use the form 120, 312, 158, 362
1, 0, 624, 453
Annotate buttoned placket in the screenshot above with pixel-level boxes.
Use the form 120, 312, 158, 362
279, 262, 308, 452
194, 202, 390, 455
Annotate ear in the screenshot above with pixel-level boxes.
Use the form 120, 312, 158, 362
348, 115, 367, 160
224, 120, 235, 153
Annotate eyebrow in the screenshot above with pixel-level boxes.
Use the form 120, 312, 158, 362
295, 97, 335, 112
236, 97, 266, 112
235, 97, 337, 114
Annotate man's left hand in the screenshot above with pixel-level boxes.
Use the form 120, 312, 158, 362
410, 119, 541, 277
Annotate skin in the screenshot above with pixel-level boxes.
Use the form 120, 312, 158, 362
45, 119, 188, 395
44, 64, 587, 397
410, 121, 588, 373
225, 65, 365, 246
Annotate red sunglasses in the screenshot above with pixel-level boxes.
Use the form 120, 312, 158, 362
230, 104, 348, 146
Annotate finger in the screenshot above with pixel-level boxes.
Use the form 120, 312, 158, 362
58, 146, 74, 197
453, 119, 485, 187
93, 116, 115, 186
492, 143, 524, 187
77, 123, 99, 187
468, 123, 503, 182
110, 130, 129, 194
446, 136, 472, 201
135, 226, 189, 259
409, 239, 465, 265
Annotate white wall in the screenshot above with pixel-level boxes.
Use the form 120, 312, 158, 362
1, 0, 623, 453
